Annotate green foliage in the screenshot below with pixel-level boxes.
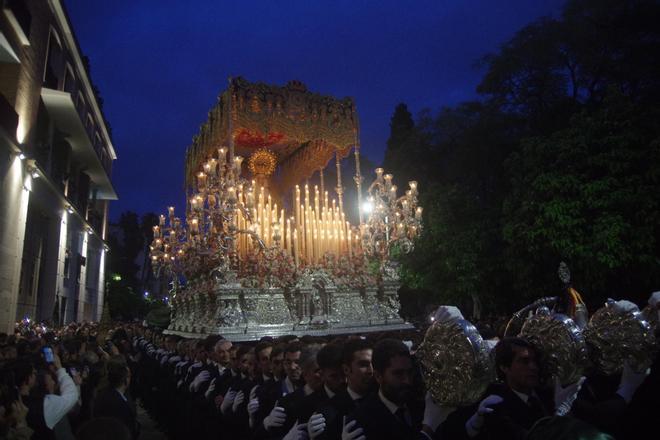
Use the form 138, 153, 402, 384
502, 91, 660, 305
386, 0, 660, 318
105, 211, 160, 320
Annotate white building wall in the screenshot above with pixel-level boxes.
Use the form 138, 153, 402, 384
96, 247, 106, 321
76, 230, 88, 322
0, 148, 31, 333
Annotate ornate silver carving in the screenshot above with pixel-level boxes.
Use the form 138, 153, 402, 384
519, 307, 588, 385
165, 275, 412, 340
585, 300, 657, 375
417, 319, 495, 407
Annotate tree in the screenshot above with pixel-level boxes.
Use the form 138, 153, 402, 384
477, 0, 660, 133
502, 91, 660, 306
106, 211, 149, 320
392, 0, 660, 318
383, 103, 427, 186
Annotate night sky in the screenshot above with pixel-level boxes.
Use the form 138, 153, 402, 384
64, 0, 564, 220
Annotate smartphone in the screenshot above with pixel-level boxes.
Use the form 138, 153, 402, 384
43, 346, 54, 363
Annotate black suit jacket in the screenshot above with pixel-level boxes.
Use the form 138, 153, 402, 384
482, 383, 554, 440
296, 386, 333, 424
252, 378, 289, 430
316, 389, 367, 440
93, 387, 138, 438
349, 392, 425, 440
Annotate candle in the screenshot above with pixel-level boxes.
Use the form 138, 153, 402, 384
227, 186, 237, 202
234, 156, 243, 175
295, 186, 301, 227
293, 229, 299, 267
196, 172, 207, 189
347, 226, 352, 257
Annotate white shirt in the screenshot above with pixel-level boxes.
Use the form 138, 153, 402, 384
378, 390, 411, 426
324, 384, 336, 399
512, 389, 530, 404
43, 368, 79, 429
347, 386, 364, 401
378, 389, 400, 415
283, 377, 296, 395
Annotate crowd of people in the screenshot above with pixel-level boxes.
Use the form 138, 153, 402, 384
1, 294, 658, 440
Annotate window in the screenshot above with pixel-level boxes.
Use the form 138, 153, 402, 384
63, 64, 75, 94
76, 94, 86, 120
95, 132, 102, 151
63, 249, 71, 280
86, 113, 94, 134
43, 29, 63, 89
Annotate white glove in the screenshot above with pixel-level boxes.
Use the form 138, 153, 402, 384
263, 406, 287, 431
232, 390, 245, 412
617, 361, 650, 403
205, 378, 217, 400
609, 299, 639, 314
283, 421, 308, 440
484, 339, 498, 353
307, 413, 326, 439
247, 398, 260, 416
342, 416, 365, 440
648, 291, 660, 307
190, 370, 211, 392
554, 376, 586, 416
465, 395, 503, 437
423, 391, 455, 432
433, 305, 464, 324
220, 389, 236, 415
247, 397, 260, 428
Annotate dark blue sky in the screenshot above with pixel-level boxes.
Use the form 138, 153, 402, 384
64, 0, 564, 220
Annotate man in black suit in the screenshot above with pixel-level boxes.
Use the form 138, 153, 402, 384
255, 341, 275, 385
348, 339, 427, 440
251, 342, 306, 439
254, 344, 323, 439
460, 338, 559, 440
301, 342, 346, 437
93, 356, 139, 439
312, 339, 374, 440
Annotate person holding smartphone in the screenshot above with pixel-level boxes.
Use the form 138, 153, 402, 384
25, 351, 79, 439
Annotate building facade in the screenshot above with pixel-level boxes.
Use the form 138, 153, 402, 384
0, 0, 116, 333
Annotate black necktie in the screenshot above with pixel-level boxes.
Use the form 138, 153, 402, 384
395, 407, 410, 426
527, 395, 546, 418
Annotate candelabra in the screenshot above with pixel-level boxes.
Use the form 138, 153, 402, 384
150, 147, 278, 286
361, 168, 423, 263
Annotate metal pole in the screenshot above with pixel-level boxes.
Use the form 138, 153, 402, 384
335, 152, 344, 214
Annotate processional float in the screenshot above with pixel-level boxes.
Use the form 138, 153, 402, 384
150, 78, 421, 340
417, 262, 658, 407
